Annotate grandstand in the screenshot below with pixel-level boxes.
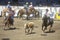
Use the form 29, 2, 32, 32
0, 0, 60, 6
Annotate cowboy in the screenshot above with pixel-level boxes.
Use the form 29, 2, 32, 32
7, 7, 15, 25
24, 2, 29, 11
7, 2, 11, 9
8, 7, 14, 18
43, 9, 50, 23
29, 2, 34, 9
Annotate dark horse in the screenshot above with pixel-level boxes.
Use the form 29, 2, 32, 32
42, 15, 54, 32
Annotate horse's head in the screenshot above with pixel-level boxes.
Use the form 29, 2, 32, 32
2, 8, 9, 16
3, 8, 8, 13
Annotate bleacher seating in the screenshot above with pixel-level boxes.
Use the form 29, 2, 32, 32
0, 0, 60, 6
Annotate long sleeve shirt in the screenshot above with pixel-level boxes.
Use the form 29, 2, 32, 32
7, 4, 11, 8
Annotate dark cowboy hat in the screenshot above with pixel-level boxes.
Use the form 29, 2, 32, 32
46, 9, 49, 11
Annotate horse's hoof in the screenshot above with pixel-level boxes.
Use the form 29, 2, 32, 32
43, 30, 45, 33
4, 28, 8, 30
29, 32, 32, 34
49, 30, 51, 32
4, 29, 6, 30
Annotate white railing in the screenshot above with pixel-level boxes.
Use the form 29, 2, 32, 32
0, 6, 60, 18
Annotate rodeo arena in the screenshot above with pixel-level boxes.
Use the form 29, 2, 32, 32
0, 0, 60, 40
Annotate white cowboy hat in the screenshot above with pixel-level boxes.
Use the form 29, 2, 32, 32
8, 2, 10, 4
26, 2, 28, 4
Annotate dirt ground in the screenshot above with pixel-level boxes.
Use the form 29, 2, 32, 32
0, 17, 60, 40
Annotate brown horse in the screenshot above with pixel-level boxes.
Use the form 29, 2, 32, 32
1, 8, 8, 17
29, 7, 39, 18
18, 8, 39, 19
2, 8, 15, 17
34, 9, 39, 18
4, 10, 15, 30
4, 16, 13, 29
18, 8, 32, 20
18, 8, 27, 18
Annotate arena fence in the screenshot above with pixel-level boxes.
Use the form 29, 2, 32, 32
0, 6, 60, 20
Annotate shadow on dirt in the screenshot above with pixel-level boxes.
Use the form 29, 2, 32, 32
2, 38, 10, 40
41, 30, 55, 36
4, 27, 20, 30
41, 33, 47, 36
26, 32, 36, 35
45, 30, 55, 33
30, 32, 36, 34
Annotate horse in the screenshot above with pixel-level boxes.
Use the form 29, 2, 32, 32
34, 10, 40, 18
18, 8, 39, 19
18, 8, 27, 18
1, 8, 8, 17
42, 15, 54, 32
24, 22, 34, 34
29, 7, 40, 18
4, 10, 15, 30
4, 16, 13, 29
18, 8, 33, 20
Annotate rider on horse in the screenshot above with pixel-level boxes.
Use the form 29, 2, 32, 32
42, 9, 54, 32
29, 2, 34, 9
8, 8, 14, 18
24, 2, 29, 12
6, 2, 11, 9
4, 2, 12, 20
5, 7, 15, 25
43, 9, 50, 23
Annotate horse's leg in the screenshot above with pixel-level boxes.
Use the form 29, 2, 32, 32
49, 24, 53, 32
8, 23, 10, 29
49, 19, 54, 32
38, 13, 40, 19
42, 24, 44, 31
19, 14, 21, 18
4, 19, 9, 30
7, 20, 11, 29
26, 15, 29, 20
34, 13, 36, 18
45, 25, 48, 30
4, 17, 8, 30
42, 24, 46, 32
11, 19, 15, 28
43, 25, 47, 32
4, 22, 7, 30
